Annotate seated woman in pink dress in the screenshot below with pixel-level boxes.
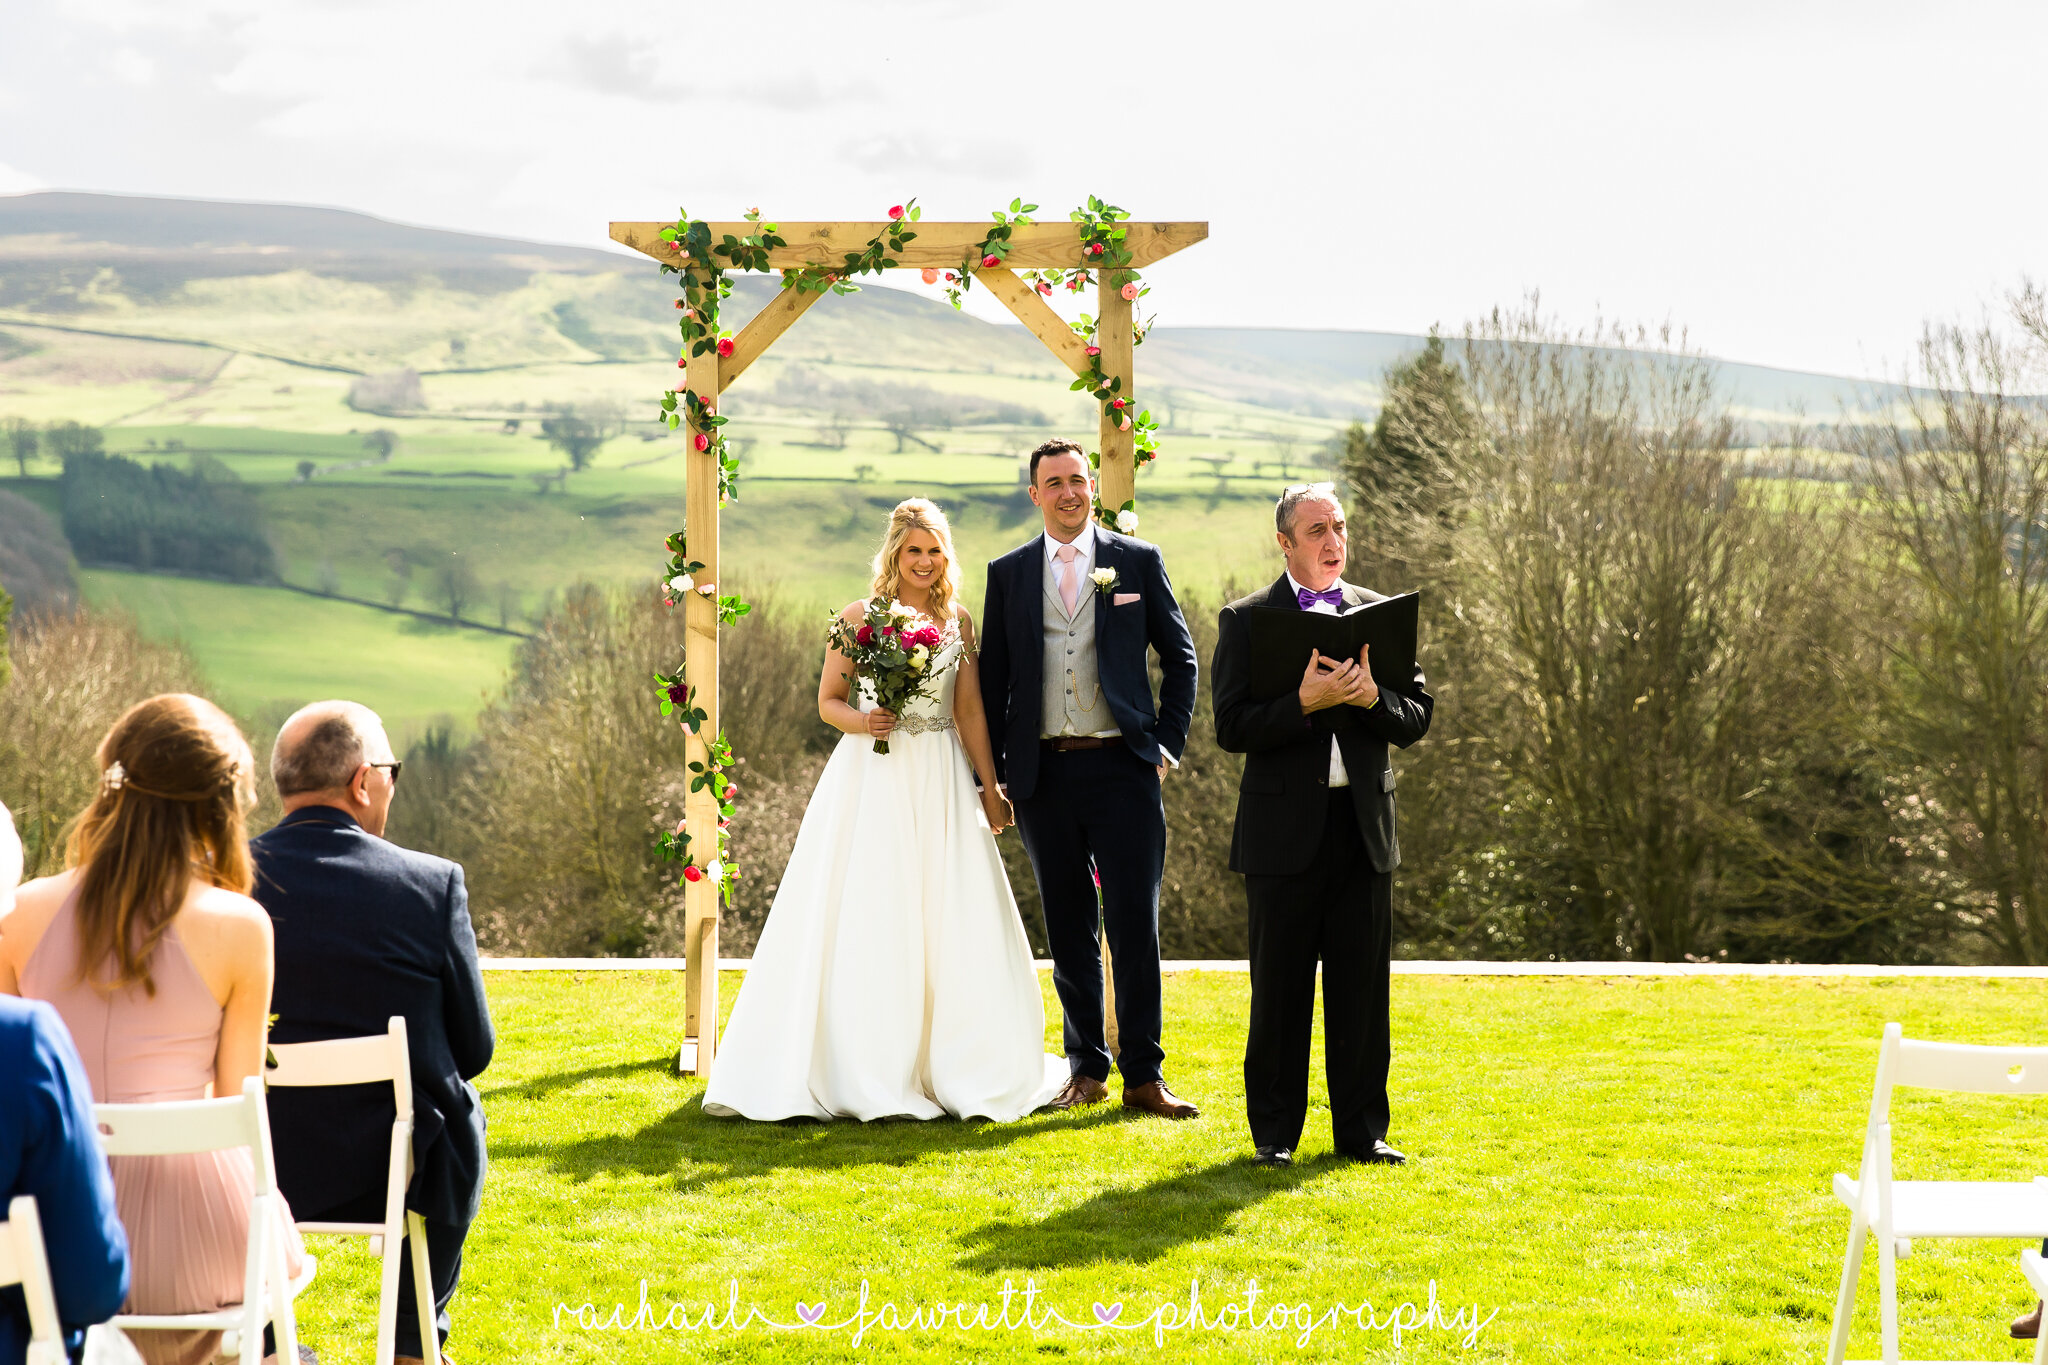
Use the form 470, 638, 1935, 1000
0, 693, 308, 1365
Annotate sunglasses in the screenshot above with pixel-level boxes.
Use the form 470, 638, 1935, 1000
367, 761, 403, 786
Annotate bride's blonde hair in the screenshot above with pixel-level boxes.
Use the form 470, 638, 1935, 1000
869, 498, 961, 622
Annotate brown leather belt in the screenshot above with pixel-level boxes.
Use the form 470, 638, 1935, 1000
1041, 736, 1115, 752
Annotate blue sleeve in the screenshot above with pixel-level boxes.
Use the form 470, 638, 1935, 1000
441, 864, 495, 1080
12, 1004, 131, 1339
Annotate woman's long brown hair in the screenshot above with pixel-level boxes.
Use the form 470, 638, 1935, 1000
63, 693, 257, 995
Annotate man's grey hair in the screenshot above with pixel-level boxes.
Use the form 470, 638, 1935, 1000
1275, 482, 1343, 538
272, 700, 388, 797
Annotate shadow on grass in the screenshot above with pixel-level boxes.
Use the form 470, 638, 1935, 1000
954, 1155, 1333, 1271
480, 1054, 676, 1103
490, 1074, 1131, 1194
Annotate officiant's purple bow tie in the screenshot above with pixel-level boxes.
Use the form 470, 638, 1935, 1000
1297, 586, 1344, 609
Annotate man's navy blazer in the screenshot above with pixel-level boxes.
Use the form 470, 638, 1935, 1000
979, 528, 1199, 801
250, 807, 494, 1226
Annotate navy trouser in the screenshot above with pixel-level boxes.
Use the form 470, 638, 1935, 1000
1013, 743, 1167, 1086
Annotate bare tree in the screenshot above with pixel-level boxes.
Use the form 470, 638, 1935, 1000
0, 609, 211, 876
4, 417, 36, 477
1459, 306, 1855, 959
429, 555, 481, 621
1855, 319, 2048, 962
541, 402, 624, 473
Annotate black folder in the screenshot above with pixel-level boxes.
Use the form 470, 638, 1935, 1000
1244, 593, 1419, 721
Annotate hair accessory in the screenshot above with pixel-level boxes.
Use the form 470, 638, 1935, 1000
103, 761, 127, 793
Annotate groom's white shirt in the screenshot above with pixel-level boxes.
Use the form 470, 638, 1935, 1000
1286, 570, 1352, 789
1043, 520, 1098, 573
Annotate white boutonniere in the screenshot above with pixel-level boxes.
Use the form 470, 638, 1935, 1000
1091, 567, 1119, 598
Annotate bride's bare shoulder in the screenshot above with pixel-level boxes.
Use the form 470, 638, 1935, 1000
837, 599, 869, 623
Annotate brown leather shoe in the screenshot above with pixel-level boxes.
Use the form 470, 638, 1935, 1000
1045, 1075, 1109, 1110
1122, 1080, 1200, 1119
2014, 1299, 2043, 1339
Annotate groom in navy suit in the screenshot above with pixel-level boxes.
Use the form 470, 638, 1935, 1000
980, 439, 1201, 1118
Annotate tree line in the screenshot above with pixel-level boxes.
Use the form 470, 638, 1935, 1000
4, 295, 2046, 962
60, 449, 277, 582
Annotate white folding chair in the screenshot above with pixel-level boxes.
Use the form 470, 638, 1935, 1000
0, 1195, 67, 1365
95, 1076, 316, 1361
266, 1016, 436, 1365
1826, 1021, 2048, 1364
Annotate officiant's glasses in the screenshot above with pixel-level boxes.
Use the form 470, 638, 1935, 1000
367, 761, 402, 786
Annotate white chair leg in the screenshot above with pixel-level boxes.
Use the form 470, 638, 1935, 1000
374, 1215, 403, 1365
270, 1221, 300, 1365
1877, 1230, 1898, 1365
1824, 1216, 1865, 1365
407, 1211, 437, 1361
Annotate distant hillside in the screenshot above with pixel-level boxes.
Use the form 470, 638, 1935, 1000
0, 190, 1921, 424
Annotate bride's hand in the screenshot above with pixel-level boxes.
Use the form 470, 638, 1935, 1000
980, 786, 1014, 833
865, 708, 898, 739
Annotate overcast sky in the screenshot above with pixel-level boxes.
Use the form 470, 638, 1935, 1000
2, 0, 2042, 379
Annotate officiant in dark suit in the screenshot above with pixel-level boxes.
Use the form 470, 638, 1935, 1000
1212, 483, 1433, 1168
252, 700, 495, 1365
981, 439, 1201, 1119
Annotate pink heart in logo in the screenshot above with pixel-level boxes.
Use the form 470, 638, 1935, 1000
796, 1302, 825, 1325
1093, 1301, 1122, 1325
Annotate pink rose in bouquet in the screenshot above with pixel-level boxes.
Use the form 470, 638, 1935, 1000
826, 599, 952, 754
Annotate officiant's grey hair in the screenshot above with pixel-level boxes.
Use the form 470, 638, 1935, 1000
272, 700, 389, 796
1275, 482, 1342, 536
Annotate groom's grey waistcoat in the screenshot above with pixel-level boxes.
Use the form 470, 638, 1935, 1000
980, 528, 1199, 801
1041, 553, 1114, 737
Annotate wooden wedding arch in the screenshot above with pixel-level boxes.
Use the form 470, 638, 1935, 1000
609, 217, 1209, 1076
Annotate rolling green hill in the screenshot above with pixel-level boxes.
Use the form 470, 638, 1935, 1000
0, 191, 1935, 735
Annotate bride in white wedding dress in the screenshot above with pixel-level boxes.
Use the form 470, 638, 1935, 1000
702, 498, 1065, 1122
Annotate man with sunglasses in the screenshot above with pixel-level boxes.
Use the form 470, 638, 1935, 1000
251, 701, 494, 1365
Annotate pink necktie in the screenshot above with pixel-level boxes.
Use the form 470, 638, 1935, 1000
1057, 543, 1080, 614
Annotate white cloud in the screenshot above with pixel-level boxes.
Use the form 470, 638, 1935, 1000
0, 162, 47, 194
1, 0, 2044, 376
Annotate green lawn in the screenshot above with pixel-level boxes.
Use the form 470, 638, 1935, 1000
78, 569, 519, 738
280, 971, 2048, 1363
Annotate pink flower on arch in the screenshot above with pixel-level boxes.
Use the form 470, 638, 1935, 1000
716, 337, 736, 358
921, 267, 939, 285
1120, 282, 1139, 301
888, 205, 905, 220
694, 433, 711, 452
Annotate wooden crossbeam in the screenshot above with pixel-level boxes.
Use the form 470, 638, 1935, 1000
974, 268, 1092, 380
611, 221, 1207, 271
719, 283, 824, 392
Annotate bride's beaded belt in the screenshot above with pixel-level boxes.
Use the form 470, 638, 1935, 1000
895, 715, 956, 735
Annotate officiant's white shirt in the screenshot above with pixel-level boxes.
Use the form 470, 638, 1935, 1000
1286, 571, 1351, 789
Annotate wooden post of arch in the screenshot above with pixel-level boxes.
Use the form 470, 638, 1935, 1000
611, 218, 1207, 1081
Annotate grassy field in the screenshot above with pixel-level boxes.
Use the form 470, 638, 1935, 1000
77, 569, 519, 738
272, 971, 2048, 1363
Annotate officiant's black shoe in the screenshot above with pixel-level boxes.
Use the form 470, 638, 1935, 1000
1252, 1146, 1293, 1168
1122, 1080, 1200, 1120
1047, 1075, 1109, 1111
2014, 1299, 2043, 1339
1338, 1139, 1406, 1166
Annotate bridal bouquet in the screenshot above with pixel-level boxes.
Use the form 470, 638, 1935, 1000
826, 599, 948, 754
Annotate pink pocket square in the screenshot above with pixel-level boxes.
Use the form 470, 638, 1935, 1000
1113, 592, 1141, 606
